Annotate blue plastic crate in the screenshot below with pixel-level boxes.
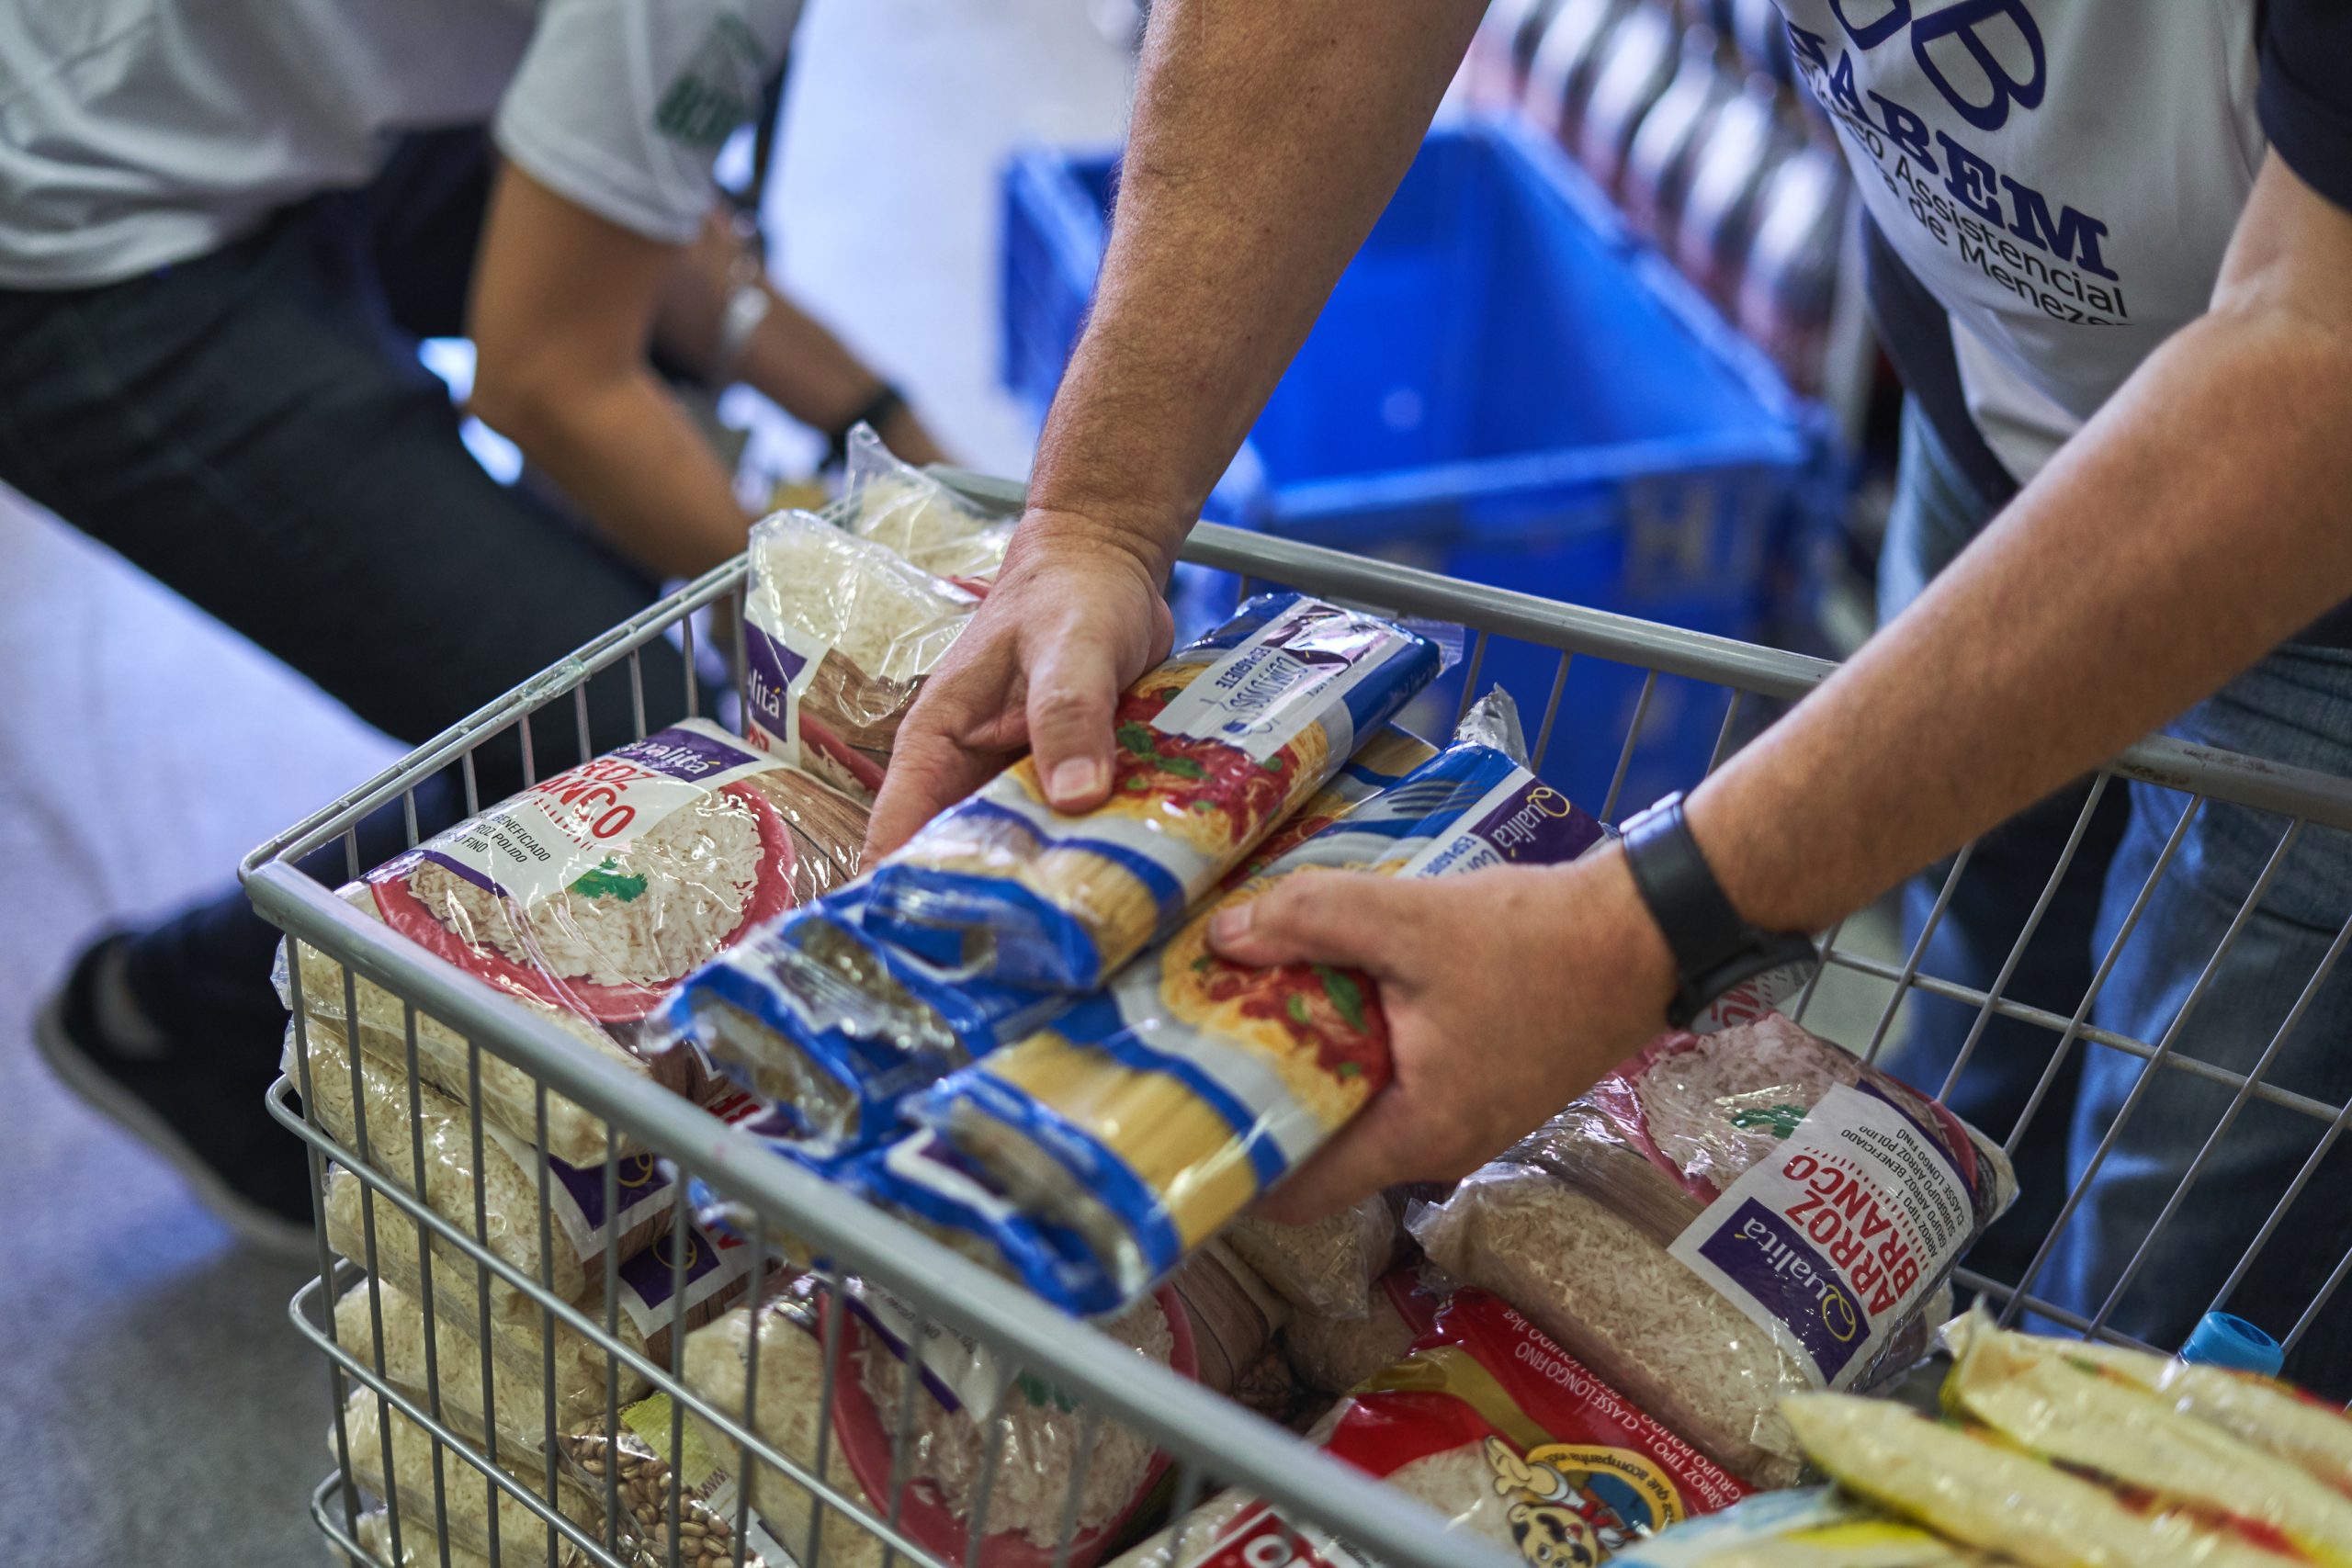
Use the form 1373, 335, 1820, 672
1001, 117, 1845, 807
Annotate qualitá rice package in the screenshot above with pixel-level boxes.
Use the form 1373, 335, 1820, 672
279, 718, 868, 1165
1411, 1014, 2017, 1486
1114, 1283, 1750, 1568
665, 728, 1443, 1161
838, 422, 1015, 587
741, 506, 978, 798
910, 694, 1605, 1310
864, 592, 1446, 991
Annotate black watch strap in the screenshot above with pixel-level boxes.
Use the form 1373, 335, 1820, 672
1621, 792, 1818, 1030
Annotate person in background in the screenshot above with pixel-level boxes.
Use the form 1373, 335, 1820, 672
869, 2, 2352, 1389
7, 0, 945, 1252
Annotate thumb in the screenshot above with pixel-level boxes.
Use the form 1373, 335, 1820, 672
1206, 871, 1409, 973
1024, 638, 1124, 814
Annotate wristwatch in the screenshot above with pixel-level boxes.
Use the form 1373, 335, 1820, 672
1620, 792, 1818, 1029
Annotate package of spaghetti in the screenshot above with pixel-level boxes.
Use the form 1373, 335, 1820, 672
1607, 1488, 2007, 1566
910, 694, 1604, 1308
1939, 1315, 2352, 1560
741, 507, 979, 798
1112, 1284, 1749, 1568
1782, 1393, 2297, 1568
1940, 1314, 2352, 1498
665, 728, 1442, 1159
840, 423, 1015, 587
865, 592, 1446, 991
1411, 1014, 2015, 1487
278, 718, 867, 1165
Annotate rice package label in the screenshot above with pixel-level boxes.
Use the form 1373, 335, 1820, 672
865, 592, 1445, 991
1119, 1284, 1749, 1567
913, 701, 1603, 1311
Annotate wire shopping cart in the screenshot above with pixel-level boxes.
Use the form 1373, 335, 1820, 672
246, 484, 2352, 1568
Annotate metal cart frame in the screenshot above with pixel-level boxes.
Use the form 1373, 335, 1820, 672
246, 497, 2352, 1568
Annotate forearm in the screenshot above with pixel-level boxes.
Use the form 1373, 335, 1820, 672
1689, 303, 2352, 935
481, 370, 751, 581
1022, 0, 1487, 571
651, 229, 897, 434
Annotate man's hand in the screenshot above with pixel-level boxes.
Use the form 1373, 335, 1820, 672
865, 517, 1174, 856
1207, 847, 1677, 1224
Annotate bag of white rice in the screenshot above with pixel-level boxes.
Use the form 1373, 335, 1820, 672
334, 1274, 563, 1460
839, 422, 1013, 587
741, 507, 979, 798
680, 1281, 1188, 1568
1281, 1265, 1438, 1398
1411, 1014, 2016, 1486
1223, 1196, 1400, 1322
1940, 1316, 2352, 1559
1781, 1393, 2292, 1568
334, 1385, 599, 1566
865, 592, 1445, 992
294, 1020, 682, 1301
910, 696, 1601, 1308
1604, 1487, 2008, 1566
1114, 1283, 1750, 1568
281, 719, 868, 1165
351, 1507, 495, 1568
323, 1166, 761, 1420
667, 728, 1441, 1161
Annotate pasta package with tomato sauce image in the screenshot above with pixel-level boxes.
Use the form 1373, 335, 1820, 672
864, 592, 1446, 992
278, 718, 869, 1165
662, 728, 1443, 1160
1605, 1488, 2011, 1566
907, 694, 1606, 1311
1111, 1281, 1751, 1568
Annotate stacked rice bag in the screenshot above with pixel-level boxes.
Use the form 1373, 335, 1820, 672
837, 421, 1014, 586
1116, 1282, 1751, 1567
863, 591, 1446, 990
899, 693, 1602, 1310
1411, 1013, 2016, 1486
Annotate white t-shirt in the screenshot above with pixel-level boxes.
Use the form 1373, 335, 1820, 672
1775, 1, 2352, 489
0, 0, 802, 289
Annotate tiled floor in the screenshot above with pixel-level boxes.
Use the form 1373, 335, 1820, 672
0, 5, 1131, 1562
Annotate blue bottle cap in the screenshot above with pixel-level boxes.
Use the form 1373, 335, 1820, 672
2180, 1311, 2284, 1377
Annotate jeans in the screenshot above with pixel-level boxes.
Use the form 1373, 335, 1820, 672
0, 131, 695, 1052
1874, 400, 2352, 1393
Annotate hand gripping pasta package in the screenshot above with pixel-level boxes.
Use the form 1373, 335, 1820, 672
1781, 1393, 2307, 1568
1114, 1283, 1751, 1568
278, 718, 868, 1165
909, 694, 1606, 1310
1936, 1314, 2352, 1562
1410, 1013, 2017, 1487
741, 506, 979, 798
839, 422, 1016, 587
1605, 1488, 2011, 1566
679, 1279, 1192, 1568
667, 728, 1444, 1162
864, 592, 1448, 991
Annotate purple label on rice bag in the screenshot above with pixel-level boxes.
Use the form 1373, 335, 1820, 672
1472, 781, 1603, 865
741, 623, 806, 748
545, 1148, 671, 1229
1692, 1199, 1871, 1382
615, 725, 762, 783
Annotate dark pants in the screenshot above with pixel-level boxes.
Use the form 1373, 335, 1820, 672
0, 131, 695, 1046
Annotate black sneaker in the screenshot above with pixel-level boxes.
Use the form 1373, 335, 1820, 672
33, 932, 317, 1258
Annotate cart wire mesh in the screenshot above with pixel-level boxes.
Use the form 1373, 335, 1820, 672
245, 500, 2352, 1568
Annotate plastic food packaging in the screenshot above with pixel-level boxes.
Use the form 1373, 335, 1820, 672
1282, 1266, 1435, 1398
280, 719, 867, 1165
1165, 1238, 1290, 1399
1781, 1393, 2291, 1568
1411, 1012, 2016, 1486
668, 728, 1442, 1162
913, 694, 1604, 1308
840, 423, 1014, 586
323, 1166, 758, 1415
294, 1021, 677, 1302
1224, 1196, 1400, 1322
335, 1385, 598, 1567
679, 1282, 1189, 1568
1114, 1284, 1749, 1567
557, 1392, 793, 1568
1604, 1487, 2006, 1566
741, 507, 979, 798
1940, 1316, 2352, 1560
334, 1274, 566, 1460
865, 592, 1446, 991
351, 1508, 495, 1568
